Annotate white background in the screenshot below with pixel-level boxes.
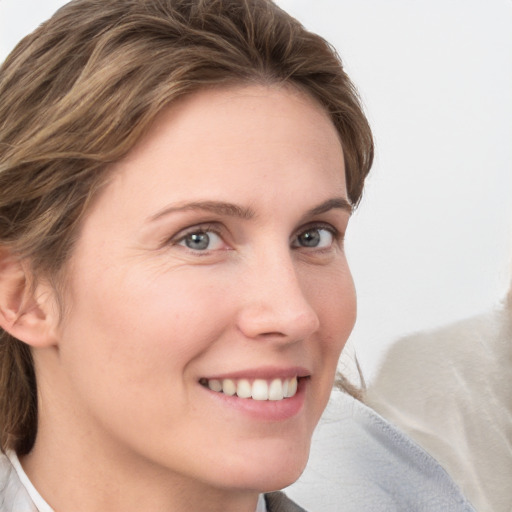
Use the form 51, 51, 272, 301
1, 0, 511, 380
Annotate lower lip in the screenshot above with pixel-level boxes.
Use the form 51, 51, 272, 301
201, 378, 308, 422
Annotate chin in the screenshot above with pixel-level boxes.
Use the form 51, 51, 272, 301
259, 466, 307, 493
223, 441, 311, 493
252, 463, 308, 493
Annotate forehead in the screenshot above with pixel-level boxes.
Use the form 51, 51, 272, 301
134, 84, 338, 151
85, 84, 347, 224
117, 84, 342, 177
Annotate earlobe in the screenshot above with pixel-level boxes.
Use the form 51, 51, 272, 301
0, 248, 59, 348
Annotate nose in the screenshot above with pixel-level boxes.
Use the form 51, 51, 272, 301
236, 250, 320, 343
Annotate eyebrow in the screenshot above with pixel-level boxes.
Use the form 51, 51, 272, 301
306, 197, 353, 217
149, 200, 255, 222
149, 196, 352, 223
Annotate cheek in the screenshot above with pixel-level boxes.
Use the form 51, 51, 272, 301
67, 263, 230, 373
300, 264, 356, 429
54, 263, 233, 439
308, 263, 357, 350
330, 272, 357, 350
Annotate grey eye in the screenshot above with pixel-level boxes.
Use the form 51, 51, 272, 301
295, 228, 334, 248
180, 231, 224, 251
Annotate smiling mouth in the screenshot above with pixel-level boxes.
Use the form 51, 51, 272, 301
199, 377, 301, 401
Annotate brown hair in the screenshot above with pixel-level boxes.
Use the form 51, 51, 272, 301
0, 0, 373, 454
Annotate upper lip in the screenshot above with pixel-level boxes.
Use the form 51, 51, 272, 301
201, 366, 311, 381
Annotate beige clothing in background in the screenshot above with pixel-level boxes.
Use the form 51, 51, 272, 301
367, 301, 512, 512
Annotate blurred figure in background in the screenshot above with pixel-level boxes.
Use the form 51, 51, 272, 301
367, 284, 512, 512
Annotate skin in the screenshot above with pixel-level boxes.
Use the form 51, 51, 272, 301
20, 84, 357, 512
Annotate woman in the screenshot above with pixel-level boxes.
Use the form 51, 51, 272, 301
0, 1, 373, 510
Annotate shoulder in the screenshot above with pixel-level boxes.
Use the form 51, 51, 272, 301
286, 392, 476, 512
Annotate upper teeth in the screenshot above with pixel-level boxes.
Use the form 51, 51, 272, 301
204, 377, 298, 401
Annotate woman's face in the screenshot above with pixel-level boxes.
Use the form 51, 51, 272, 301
49, 85, 356, 494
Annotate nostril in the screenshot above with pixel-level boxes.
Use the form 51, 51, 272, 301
259, 331, 287, 338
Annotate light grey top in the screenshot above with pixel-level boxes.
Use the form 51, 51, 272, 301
286, 392, 476, 512
0, 450, 44, 512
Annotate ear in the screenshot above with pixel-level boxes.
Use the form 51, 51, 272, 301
0, 248, 59, 348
